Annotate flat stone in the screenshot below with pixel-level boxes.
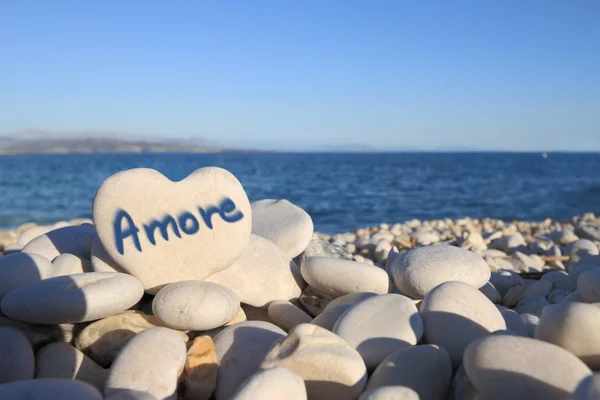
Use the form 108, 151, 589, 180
251, 199, 313, 258
181, 336, 218, 400
153, 281, 240, 331
261, 324, 367, 400
333, 294, 423, 370
365, 345, 452, 400
301, 257, 389, 298
75, 310, 188, 367
2, 272, 144, 324
0, 252, 54, 300
0, 379, 103, 399
268, 300, 312, 331
205, 234, 304, 308
0, 326, 34, 383
578, 267, 600, 303
231, 367, 307, 400
536, 302, 600, 370
311, 304, 353, 331
359, 386, 420, 400
53, 253, 93, 274
295, 238, 353, 267
105, 327, 187, 400
463, 335, 592, 400
390, 245, 490, 299
420, 281, 506, 367
93, 167, 252, 294
35, 341, 108, 390
214, 321, 286, 400
572, 374, 600, 400
22, 224, 96, 261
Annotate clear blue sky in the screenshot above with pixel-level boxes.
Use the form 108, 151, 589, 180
1, 1, 599, 151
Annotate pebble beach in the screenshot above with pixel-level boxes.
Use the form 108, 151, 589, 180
0, 165, 599, 400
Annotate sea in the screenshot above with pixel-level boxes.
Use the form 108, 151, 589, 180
0, 152, 599, 234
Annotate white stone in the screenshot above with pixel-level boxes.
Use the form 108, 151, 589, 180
232, 367, 307, 400
0, 379, 103, 399
390, 245, 490, 299
106, 391, 158, 400
1, 272, 144, 324
93, 167, 252, 294
499, 308, 528, 337
490, 270, 525, 297
268, 300, 312, 331
548, 290, 570, 304
251, 199, 313, 258
324, 292, 378, 311
214, 321, 286, 400
536, 302, 600, 370
90, 237, 125, 273
572, 374, 600, 400
560, 291, 585, 304
35, 341, 107, 390
0, 252, 54, 300
479, 282, 501, 303
261, 324, 367, 400
0, 326, 34, 383
104, 327, 187, 400
420, 281, 506, 367
463, 335, 592, 400
153, 281, 239, 331
520, 313, 540, 338
205, 234, 304, 308
578, 267, 600, 303
301, 257, 389, 298
450, 363, 479, 400
359, 386, 420, 400
22, 224, 96, 261
312, 304, 353, 331
53, 253, 93, 275
514, 294, 550, 316
16, 221, 71, 246
333, 294, 423, 369
365, 345, 452, 400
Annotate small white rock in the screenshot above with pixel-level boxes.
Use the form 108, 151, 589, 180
267, 300, 312, 331
0, 326, 35, 383
0, 379, 103, 399
231, 367, 307, 400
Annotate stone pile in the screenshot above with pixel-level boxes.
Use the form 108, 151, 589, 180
0, 166, 598, 399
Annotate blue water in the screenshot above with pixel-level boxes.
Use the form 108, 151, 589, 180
0, 153, 599, 234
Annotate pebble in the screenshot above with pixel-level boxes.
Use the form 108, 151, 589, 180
0, 326, 35, 383
90, 237, 126, 273
22, 224, 96, 261
0, 378, 103, 399
463, 335, 592, 400
576, 223, 600, 242
153, 281, 240, 331
231, 367, 307, 400
2, 272, 144, 324
298, 285, 332, 316
104, 327, 187, 400
35, 341, 108, 390
261, 324, 367, 400
489, 233, 526, 253
295, 238, 353, 267
450, 363, 478, 400
324, 291, 378, 311
0, 252, 54, 300
75, 310, 188, 367
333, 294, 423, 370
578, 267, 600, 303
181, 336, 218, 400
390, 245, 490, 299
93, 167, 252, 294
514, 295, 550, 316
572, 374, 600, 400
311, 303, 353, 331
365, 345, 452, 400
205, 234, 304, 308
479, 282, 501, 303
268, 300, 313, 331
301, 256, 389, 298
359, 386, 420, 400
214, 321, 286, 400
499, 308, 529, 337
548, 289, 570, 304
52, 253, 93, 274
16, 221, 71, 246
251, 199, 314, 258
420, 281, 506, 367
536, 302, 600, 370
520, 313, 540, 337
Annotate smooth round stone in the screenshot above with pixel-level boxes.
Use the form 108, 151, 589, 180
298, 285, 332, 316
22, 224, 96, 261
214, 321, 286, 400
35, 342, 107, 390
521, 313, 540, 338
231, 367, 307, 400
153, 281, 240, 331
464, 335, 592, 400
2, 243, 23, 255
205, 234, 304, 308
105, 391, 158, 400
182, 335, 218, 400
578, 267, 600, 303
499, 308, 528, 337
1, 272, 144, 324
573, 374, 600, 400
0, 379, 103, 399
75, 310, 188, 367
16, 221, 71, 245
548, 290, 570, 304
490, 270, 525, 297
105, 327, 187, 399
312, 304, 353, 331
90, 237, 126, 273
301, 257, 389, 298
324, 292, 378, 312
541, 270, 568, 284
0, 327, 34, 383
93, 167, 252, 294
568, 239, 600, 265
261, 324, 367, 400
333, 294, 423, 370
240, 304, 273, 323
268, 300, 312, 331
295, 238, 353, 267
479, 282, 501, 303
359, 386, 420, 400
560, 291, 585, 304
251, 199, 314, 258
536, 302, 600, 370
450, 363, 479, 400
0, 317, 81, 351
514, 295, 550, 316
390, 245, 490, 299
502, 280, 552, 307
420, 281, 506, 367
53, 253, 93, 274
365, 345, 452, 400
0, 252, 54, 300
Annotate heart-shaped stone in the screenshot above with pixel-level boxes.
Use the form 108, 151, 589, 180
93, 167, 252, 294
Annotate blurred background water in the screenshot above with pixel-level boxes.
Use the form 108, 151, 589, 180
0, 152, 599, 234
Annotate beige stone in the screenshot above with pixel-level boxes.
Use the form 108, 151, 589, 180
572, 374, 600, 400
0, 379, 103, 399
232, 367, 307, 400
312, 304, 353, 331
268, 300, 312, 331
0, 252, 54, 300
298, 285, 332, 316
52, 253, 93, 274
359, 386, 420, 400
182, 336, 218, 400
22, 224, 96, 261
0, 326, 34, 383
578, 267, 600, 303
